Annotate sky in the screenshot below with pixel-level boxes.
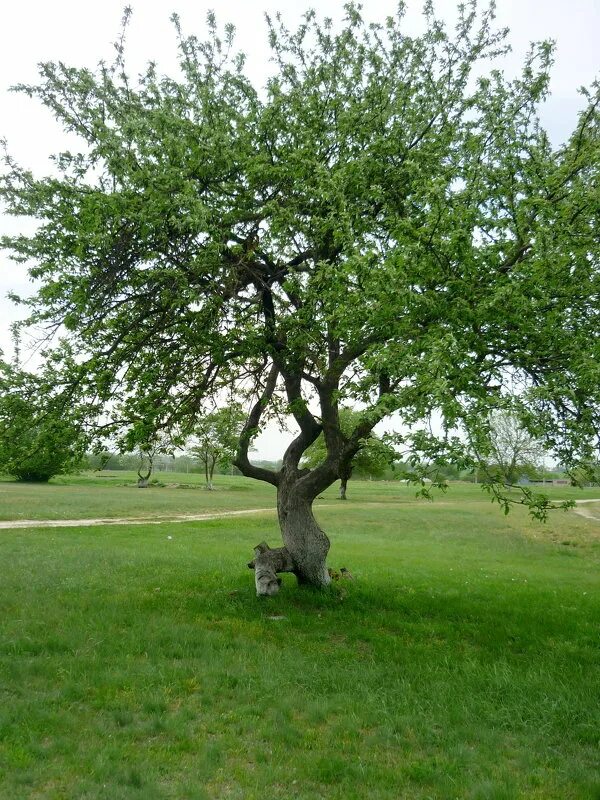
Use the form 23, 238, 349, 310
0, 0, 598, 458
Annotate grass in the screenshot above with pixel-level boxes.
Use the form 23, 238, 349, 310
1, 470, 599, 522
0, 472, 277, 521
0, 478, 599, 798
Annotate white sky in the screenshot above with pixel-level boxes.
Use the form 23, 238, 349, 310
0, 0, 598, 458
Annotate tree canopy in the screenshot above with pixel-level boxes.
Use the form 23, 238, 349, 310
2, 2, 600, 588
188, 404, 246, 489
0, 357, 87, 482
481, 410, 545, 485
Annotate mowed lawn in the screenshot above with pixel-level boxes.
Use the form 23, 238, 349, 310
0, 472, 278, 522
0, 478, 599, 799
2, 470, 600, 522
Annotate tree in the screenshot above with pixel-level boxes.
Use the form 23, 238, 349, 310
0, 359, 87, 482
135, 435, 174, 487
483, 410, 546, 485
302, 408, 395, 498
110, 396, 180, 486
2, 4, 600, 592
188, 404, 246, 489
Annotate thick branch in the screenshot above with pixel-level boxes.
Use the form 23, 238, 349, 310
233, 363, 280, 486
280, 372, 322, 470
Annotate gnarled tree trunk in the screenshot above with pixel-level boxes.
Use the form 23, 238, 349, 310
277, 479, 331, 588
137, 466, 151, 488
235, 361, 376, 596
248, 489, 330, 595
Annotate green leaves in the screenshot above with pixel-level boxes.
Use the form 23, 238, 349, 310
189, 404, 247, 484
0, 360, 88, 482
1, 3, 599, 513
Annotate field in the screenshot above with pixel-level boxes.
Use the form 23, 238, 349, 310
1, 474, 599, 799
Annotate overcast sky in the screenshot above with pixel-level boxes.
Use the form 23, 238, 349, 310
0, 0, 598, 457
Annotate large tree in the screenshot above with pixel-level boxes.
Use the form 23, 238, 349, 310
2, 4, 600, 592
483, 410, 546, 485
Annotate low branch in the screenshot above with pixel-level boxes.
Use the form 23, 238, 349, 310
233, 363, 280, 486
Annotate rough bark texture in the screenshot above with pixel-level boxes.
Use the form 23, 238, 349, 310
281, 504, 331, 587
277, 475, 331, 589
247, 484, 332, 594
248, 541, 295, 596
339, 478, 348, 500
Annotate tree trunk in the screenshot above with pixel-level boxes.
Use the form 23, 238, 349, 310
248, 541, 294, 596
137, 465, 152, 488
204, 459, 213, 490
277, 479, 331, 589
248, 479, 332, 595
338, 465, 352, 500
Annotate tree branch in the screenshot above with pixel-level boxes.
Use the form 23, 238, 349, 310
233, 363, 280, 486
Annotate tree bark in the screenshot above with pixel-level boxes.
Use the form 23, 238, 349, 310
277, 476, 331, 589
248, 541, 295, 596
247, 477, 331, 595
338, 465, 352, 500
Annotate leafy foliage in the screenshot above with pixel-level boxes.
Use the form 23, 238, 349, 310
0, 359, 87, 482
188, 404, 246, 488
302, 408, 395, 496
482, 410, 546, 484
1, 3, 599, 520
135, 434, 175, 487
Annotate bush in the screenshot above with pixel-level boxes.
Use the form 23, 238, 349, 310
0, 363, 87, 482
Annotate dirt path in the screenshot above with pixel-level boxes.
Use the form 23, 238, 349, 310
0, 507, 279, 530
1, 499, 598, 530
0, 500, 404, 530
571, 499, 600, 522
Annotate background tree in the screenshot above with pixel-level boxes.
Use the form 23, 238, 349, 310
302, 408, 395, 499
483, 410, 546, 485
0, 358, 88, 482
111, 396, 181, 487
188, 404, 246, 489
134, 435, 174, 487
2, 4, 600, 592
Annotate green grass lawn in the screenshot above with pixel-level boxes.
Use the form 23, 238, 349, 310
0, 472, 278, 521
1, 470, 599, 522
0, 479, 599, 798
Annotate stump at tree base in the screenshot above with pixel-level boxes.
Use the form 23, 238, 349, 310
247, 541, 295, 596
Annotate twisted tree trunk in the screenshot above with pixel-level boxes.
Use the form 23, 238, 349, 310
236, 360, 382, 595
242, 444, 332, 594
137, 465, 152, 488
248, 490, 331, 595
278, 479, 331, 588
